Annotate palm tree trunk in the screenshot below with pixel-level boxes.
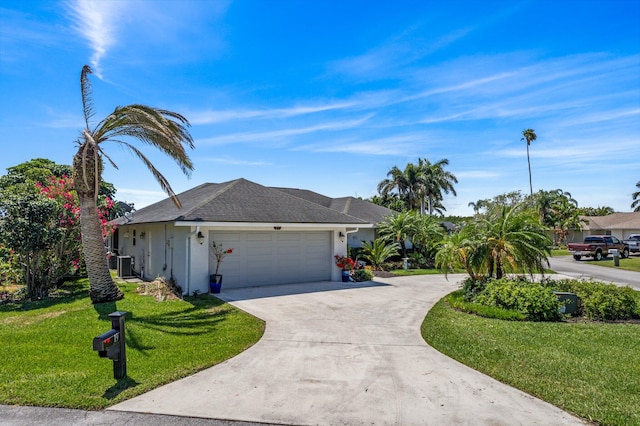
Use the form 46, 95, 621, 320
78, 193, 123, 303
527, 144, 533, 195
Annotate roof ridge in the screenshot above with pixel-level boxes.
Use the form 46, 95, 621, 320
180, 179, 242, 218
342, 197, 352, 214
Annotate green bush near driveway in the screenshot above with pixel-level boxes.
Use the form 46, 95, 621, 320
0, 279, 264, 409
422, 295, 640, 426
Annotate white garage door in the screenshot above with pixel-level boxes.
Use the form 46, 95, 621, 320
209, 231, 332, 288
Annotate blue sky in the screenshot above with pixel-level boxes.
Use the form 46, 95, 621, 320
1, 0, 639, 216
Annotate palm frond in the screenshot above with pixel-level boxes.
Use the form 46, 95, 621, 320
113, 141, 183, 209
80, 65, 94, 129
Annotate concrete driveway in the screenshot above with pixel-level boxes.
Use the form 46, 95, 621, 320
110, 275, 586, 425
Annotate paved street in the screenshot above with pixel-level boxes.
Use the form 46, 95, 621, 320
548, 255, 640, 290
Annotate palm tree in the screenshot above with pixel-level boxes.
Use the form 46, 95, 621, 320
435, 225, 485, 279
418, 158, 457, 216
521, 129, 537, 195
358, 238, 400, 270
377, 163, 422, 211
377, 211, 418, 258
480, 202, 551, 279
468, 200, 486, 215
632, 181, 640, 212
74, 65, 194, 303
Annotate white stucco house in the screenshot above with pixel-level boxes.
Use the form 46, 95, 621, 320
111, 178, 393, 295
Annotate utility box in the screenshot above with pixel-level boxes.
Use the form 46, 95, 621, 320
554, 292, 579, 315
117, 256, 133, 278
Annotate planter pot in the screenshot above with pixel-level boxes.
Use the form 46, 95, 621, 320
341, 270, 351, 282
209, 274, 223, 294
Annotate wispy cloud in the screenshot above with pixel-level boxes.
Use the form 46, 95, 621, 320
455, 170, 502, 179
197, 157, 271, 166
189, 101, 357, 125
197, 115, 373, 146
295, 134, 422, 156
66, 0, 124, 75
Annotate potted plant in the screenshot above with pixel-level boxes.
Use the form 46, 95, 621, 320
209, 241, 233, 293
334, 254, 358, 282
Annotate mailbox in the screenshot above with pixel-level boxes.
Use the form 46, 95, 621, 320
92, 311, 127, 379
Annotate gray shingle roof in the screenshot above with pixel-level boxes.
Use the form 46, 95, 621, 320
273, 188, 393, 225
116, 178, 368, 225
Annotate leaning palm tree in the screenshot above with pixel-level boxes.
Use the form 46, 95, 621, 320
521, 129, 537, 195
74, 65, 194, 303
632, 181, 640, 212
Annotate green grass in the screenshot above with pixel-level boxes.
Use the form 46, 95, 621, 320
0, 278, 264, 409
422, 292, 640, 426
551, 249, 569, 256
595, 255, 640, 272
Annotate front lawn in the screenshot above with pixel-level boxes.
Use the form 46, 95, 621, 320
0, 279, 264, 409
422, 293, 640, 426
595, 255, 640, 272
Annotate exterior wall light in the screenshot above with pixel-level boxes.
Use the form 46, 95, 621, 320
339, 232, 345, 242
197, 231, 205, 245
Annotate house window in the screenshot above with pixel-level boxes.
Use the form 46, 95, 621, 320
133, 229, 136, 246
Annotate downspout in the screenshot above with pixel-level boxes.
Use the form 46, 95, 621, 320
185, 226, 200, 296
345, 228, 359, 247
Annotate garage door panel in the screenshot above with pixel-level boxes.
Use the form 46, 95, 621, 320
209, 230, 331, 288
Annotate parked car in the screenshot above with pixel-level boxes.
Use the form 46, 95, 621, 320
567, 235, 630, 261
623, 234, 640, 253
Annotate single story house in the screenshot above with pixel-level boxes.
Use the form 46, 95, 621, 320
111, 178, 393, 294
566, 212, 640, 242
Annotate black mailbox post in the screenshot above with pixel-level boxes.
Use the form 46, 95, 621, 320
93, 311, 127, 379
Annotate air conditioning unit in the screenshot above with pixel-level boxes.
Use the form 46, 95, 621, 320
117, 256, 133, 278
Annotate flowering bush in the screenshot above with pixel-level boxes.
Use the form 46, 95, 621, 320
334, 255, 359, 271
210, 241, 234, 275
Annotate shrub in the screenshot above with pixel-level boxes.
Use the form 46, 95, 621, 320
461, 276, 491, 301
446, 290, 526, 321
474, 278, 562, 322
541, 278, 639, 321
351, 268, 374, 282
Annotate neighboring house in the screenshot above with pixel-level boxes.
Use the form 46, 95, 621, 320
567, 212, 640, 242
111, 178, 391, 294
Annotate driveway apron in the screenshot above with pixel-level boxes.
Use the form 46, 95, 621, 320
110, 275, 586, 425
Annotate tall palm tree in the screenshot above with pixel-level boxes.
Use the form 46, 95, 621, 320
74, 65, 194, 303
632, 181, 640, 212
377, 163, 423, 211
418, 158, 457, 216
521, 129, 537, 195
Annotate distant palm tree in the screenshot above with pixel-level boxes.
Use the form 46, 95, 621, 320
521, 129, 537, 195
73, 65, 194, 303
632, 181, 640, 212
377, 163, 423, 211
468, 199, 486, 215
418, 158, 457, 216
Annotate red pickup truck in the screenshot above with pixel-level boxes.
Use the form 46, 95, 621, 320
567, 235, 630, 261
